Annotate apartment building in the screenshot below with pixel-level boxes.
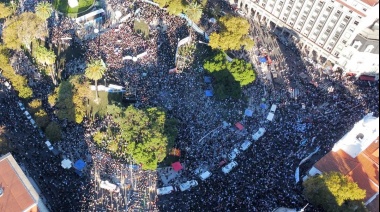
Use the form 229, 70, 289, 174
230, 0, 379, 69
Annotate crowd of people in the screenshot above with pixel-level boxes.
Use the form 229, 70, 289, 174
0, 0, 378, 211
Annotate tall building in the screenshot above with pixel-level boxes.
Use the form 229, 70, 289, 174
230, 0, 379, 74
0, 153, 49, 212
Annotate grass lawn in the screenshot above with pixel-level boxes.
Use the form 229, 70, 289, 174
86, 90, 124, 117
54, 0, 94, 15
133, 19, 150, 39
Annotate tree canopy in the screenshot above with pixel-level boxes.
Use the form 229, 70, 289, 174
0, 3, 14, 19
85, 59, 106, 101
303, 172, 367, 212
53, 75, 92, 123
185, 1, 203, 24
209, 16, 254, 51
35, 2, 53, 20
203, 51, 256, 87
2, 12, 47, 50
0, 45, 33, 98
45, 121, 62, 142
92, 105, 178, 170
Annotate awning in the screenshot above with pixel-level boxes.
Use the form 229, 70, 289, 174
204, 76, 212, 83
205, 90, 213, 97
259, 57, 267, 63
235, 122, 244, 130
359, 75, 375, 81
244, 109, 253, 117
61, 159, 72, 169
171, 162, 183, 171
74, 159, 86, 171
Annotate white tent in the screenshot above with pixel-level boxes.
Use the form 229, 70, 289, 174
61, 159, 72, 169
267, 112, 274, 121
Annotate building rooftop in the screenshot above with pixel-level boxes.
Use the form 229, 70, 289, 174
361, 0, 379, 6
0, 153, 41, 212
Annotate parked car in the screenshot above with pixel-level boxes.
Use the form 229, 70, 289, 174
199, 171, 212, 181
157, 186, 176, 195
179, 180, 198, 191
222, 161, 238, 174
252, 128, 266, 141
228, 148, 240, 160
240, 140, 252, 151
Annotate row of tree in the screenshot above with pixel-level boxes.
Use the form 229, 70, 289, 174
27, 99, 62, 142
153, 0, 204, 23
0, 2, 54, 98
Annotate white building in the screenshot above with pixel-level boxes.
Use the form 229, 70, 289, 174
337, 19, 379, 79
230, 0, 379, 69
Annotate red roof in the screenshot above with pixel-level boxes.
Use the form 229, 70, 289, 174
235, 122, 244, 130
359, 75, 376, 81
0, 154, 38, 212
171, 162, 183, 171
360, 0, 379, 6
314, 139, 379, 204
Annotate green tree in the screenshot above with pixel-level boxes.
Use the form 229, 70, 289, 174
203, 51, 255, 87
33, 44, 57, 84
303, 172, 367, 212
0, 3, 14, 19
85, 60, 106, 102
2, 12, 47, 50
53, 76, 90, 123
35, 2, 52, 20
153, 0, 170, 8
45, 121, 62, 142
104, 106, 177, 170
167, 0, 187, 15
209, 16, 254, 51
0, 45, 33, 98
185, 1, 203, 24
34, 109, 49, 128
28, 99, 42, 114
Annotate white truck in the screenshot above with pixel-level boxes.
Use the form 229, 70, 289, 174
228, 148, 240, 160
179, 180, 198, 191
222, 161, 238, 174
252, 128, 266, 141
199, 171, 212, 181
157, 186, 175, 195
100, 180, 120, 193
240, 140, 252, 151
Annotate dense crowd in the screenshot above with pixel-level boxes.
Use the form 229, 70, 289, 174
0, 0, 378, 211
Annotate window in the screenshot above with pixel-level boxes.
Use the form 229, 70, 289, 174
365, 45, 374, 53
354, 21, 359, 25
342, 40, 347, 44
334, 52, 340, 57
363, 8, 367, 11
352, 41, 362, 49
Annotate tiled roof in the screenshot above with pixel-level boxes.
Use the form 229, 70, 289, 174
0, 154, 37, 212
361, 0, 379, 6
314, 139, 379, 204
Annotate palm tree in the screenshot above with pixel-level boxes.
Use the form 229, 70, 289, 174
185, 2, 203, 24
34, 45, 57, 84
35, 2, 52, 20
85, 60, 106, 102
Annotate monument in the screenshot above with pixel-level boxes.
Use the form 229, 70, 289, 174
68, 0, 79, 8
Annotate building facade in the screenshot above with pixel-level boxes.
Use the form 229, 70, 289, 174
230, 0, 379, 71
0, 153, 49, 212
